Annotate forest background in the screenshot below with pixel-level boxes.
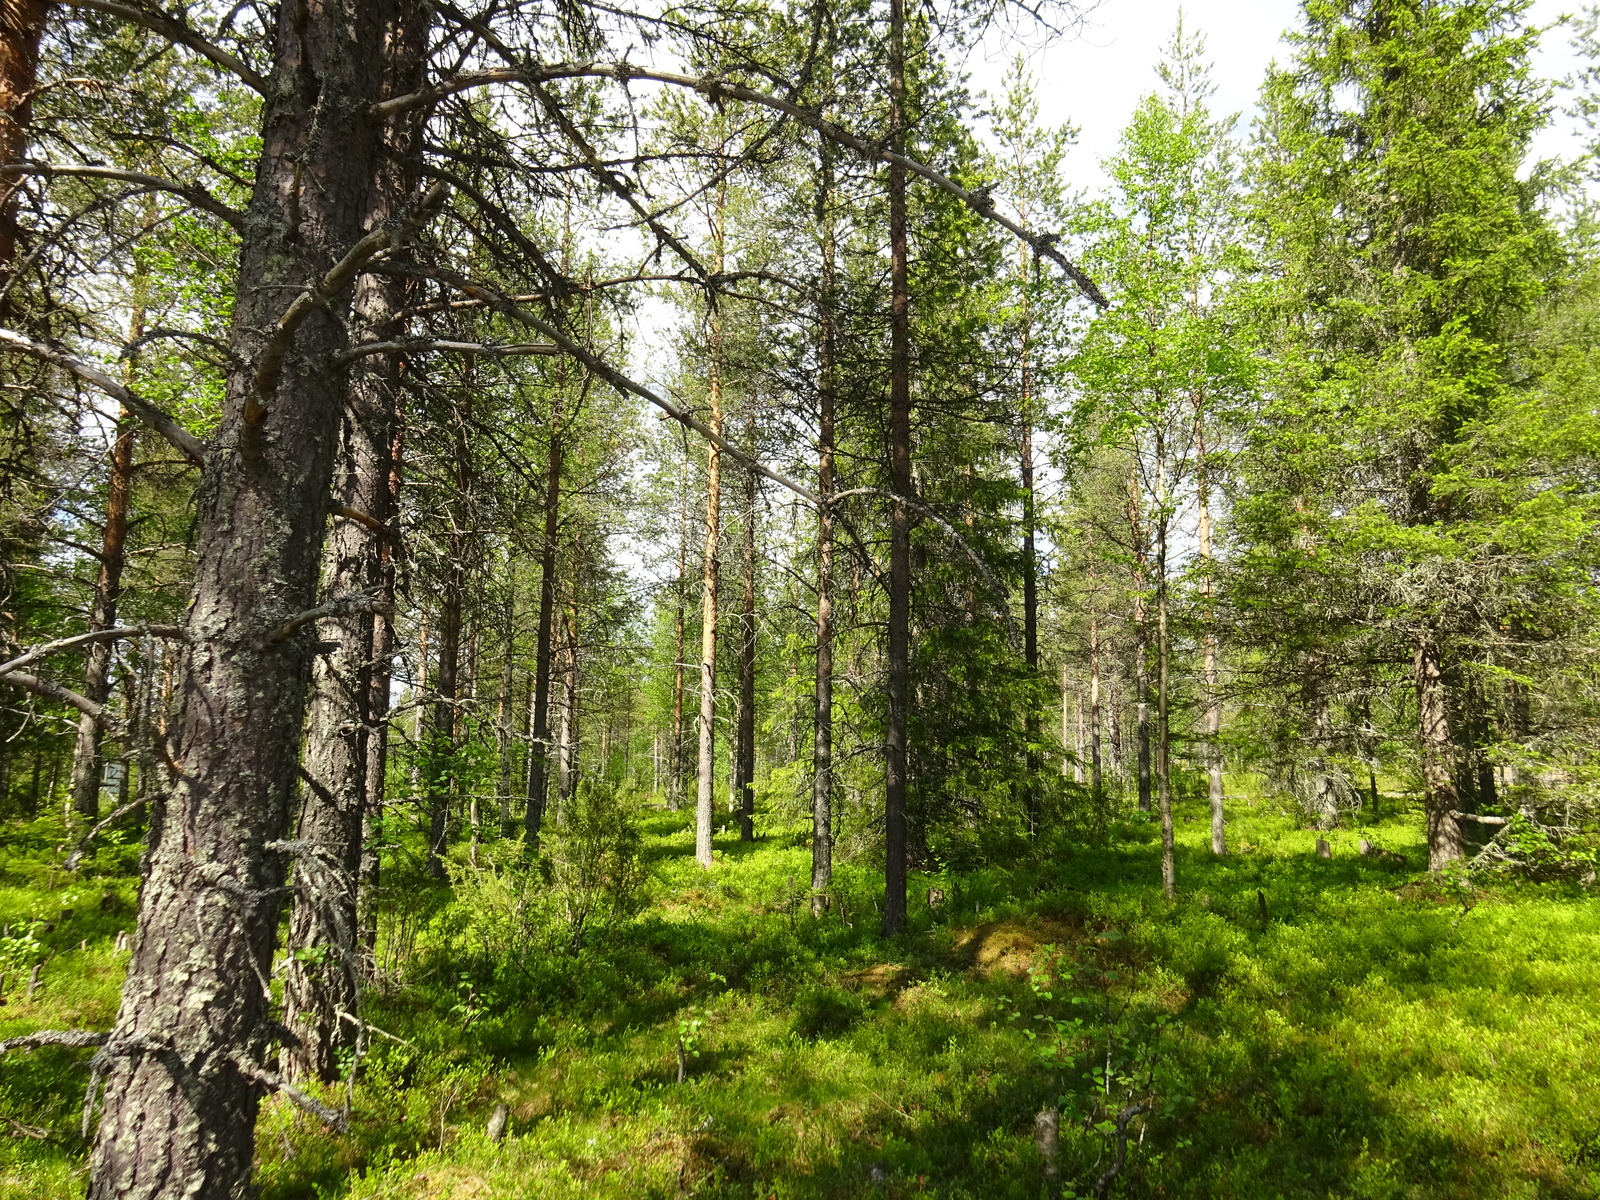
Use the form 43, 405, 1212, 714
0, 0, 1598, 1197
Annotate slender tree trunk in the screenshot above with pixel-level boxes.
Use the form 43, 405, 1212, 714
1128, 468, 1151, 813
1019, 325, 1040, 837
735, 409, 757, 842
69, 409, 135, 823
558, 597, 579, 810
525, 397, 564, 844
1416, 635, 1465, 870
1195, 415, 1224, 855
1088, 610, 1102, 797
88, 5, 398, 1195
426, 552, 462, 878
882, 0, 912, 937
812, 137, 837, 913
694, 183, 727, 869
496, 574, 517, 836
1155, 449, 1174, 898
670, 444, 689, 810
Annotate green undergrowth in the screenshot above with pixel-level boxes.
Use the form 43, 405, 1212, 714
1, 793, 1597, 1199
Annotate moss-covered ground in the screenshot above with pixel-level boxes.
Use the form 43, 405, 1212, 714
2, 789, 1597, 1199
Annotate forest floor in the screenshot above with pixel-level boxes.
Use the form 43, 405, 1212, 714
1, 788, 1598, 1199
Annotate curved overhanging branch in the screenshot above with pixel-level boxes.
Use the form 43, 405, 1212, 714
0, 163, 245, 231
374, 62, 1105, 306
0, 623, 184, 679
54, 0, 268, 94
0, 327, 206, 466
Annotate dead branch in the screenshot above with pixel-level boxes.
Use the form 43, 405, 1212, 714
334, 338, 559, 365
268, 593, 392, 645
0, 327, 206, 466
0, 673, 123, 733
247, 179, 450, 422
374, 61, 1105, 305
58, 0, 268, 93
0, 162, 244, 229
0, 624, 183, 679
0, 1029, 109, 1055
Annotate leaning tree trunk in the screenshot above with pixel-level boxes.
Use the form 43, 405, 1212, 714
1416, 634, 1466, 870
87, 4, 400, 1196
811, 136, 837, 914
882, 0, 912, 938
281, 0, 423, 1083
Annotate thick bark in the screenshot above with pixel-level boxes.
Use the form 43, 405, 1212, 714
87, 5, 397, 1196
694, 185, 726, 869
735, 413, 757, 842
882, 0, 911, 937
282, 0, 423, 1082
811, 138, 836, 913
0, 0, 44, 300
1416, 635, 1465, 870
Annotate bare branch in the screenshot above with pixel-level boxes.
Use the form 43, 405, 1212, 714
0, 327, 206, 466
406, 267, 822, 505
1, 673, 123, 733
65, 795, 149, 870
247, 179, 450, 423
0, 1029, 109, 1055
334, 338, 559, 365
269, 593, 391, 645
0, 624, 184, 679
0, 162, 244, 230
375, 63, 1104, 304
230, 1053, 348, 1131
56, 1, 268, 93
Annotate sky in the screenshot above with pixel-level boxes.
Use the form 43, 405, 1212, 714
965, 0, 1588, 193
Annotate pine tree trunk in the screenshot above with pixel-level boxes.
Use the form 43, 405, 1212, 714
1020, 338, 1040, 837
0, 0, 43, 299
735, 411, 757, 842
1088, 610, 1103, 797
1154, 461, 1174, 898
694, 184, 727, 869
426, 567, 462, 878
525, 400, 564, 844
87, 5, 397, 1194
1416, 634, 1465, 869
68, 412, 135, 823
812, 139, 837, 913
670, 446, 689, 811
882, 0, 912, 938
282, 2, 422, 1079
